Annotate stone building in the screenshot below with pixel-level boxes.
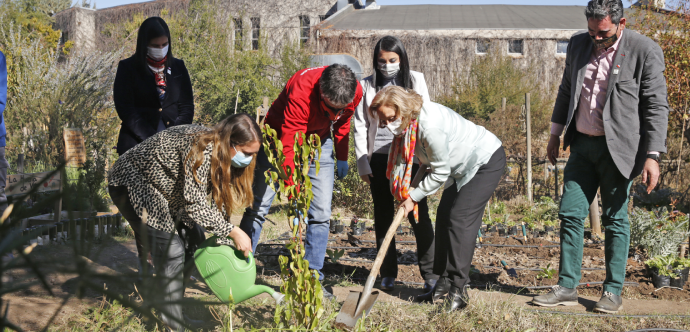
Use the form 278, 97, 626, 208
54, 0, 345, 56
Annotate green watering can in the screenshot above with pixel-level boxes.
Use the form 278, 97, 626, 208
194, 236, 284, 304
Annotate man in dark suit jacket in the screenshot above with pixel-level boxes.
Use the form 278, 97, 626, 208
532, 0, 669, 314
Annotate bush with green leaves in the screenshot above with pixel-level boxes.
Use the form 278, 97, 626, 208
331, 132, 374, 218
262, 124, 332, 330
630, 207, 690, 258
645, 255, 681, 278
1, 23, 120, 167
632, 183, 679, 210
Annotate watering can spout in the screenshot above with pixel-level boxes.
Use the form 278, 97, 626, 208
245, 284, 285, 304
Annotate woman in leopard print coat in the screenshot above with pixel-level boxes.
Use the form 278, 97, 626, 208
108, 113, 261, 330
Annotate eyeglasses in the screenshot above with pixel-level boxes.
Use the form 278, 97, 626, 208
320, 96, 346, 122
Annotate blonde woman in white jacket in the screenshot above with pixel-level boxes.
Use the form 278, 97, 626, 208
353, 35, 436, 293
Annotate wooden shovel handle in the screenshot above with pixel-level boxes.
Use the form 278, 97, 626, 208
356, 207, 406, 314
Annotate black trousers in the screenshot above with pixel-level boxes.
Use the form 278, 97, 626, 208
369, 153, 437, 280
434, 147, 505, 289
109, 186, 204, 330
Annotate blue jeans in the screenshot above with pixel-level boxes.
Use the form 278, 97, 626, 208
240, 138, 334, 280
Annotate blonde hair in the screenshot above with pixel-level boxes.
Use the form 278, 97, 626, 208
369, 86, 424, 129
186, 114, 261, 218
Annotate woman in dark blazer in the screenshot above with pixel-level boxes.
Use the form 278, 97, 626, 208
113, 16, 194, 156
113, 16, 196, 282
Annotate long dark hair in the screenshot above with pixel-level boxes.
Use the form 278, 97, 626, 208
186, 114, 263, 218
134, 17, 173, 74
372, 35, 413, 91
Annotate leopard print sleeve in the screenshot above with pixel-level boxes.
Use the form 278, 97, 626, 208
182, 144, 235, 240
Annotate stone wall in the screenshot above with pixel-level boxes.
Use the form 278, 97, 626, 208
314, 28, 579, 100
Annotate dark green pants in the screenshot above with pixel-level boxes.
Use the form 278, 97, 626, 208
558, 134, 633, 295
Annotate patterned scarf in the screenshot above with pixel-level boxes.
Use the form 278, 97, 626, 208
146, 56, 167, 101
386, 118, 419, 221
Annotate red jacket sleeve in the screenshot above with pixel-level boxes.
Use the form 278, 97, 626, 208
332, 83, 363, 161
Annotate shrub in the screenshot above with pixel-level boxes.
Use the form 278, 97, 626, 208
1, 24, 120, 167
630, 207, 690, 258
645, 255, 681, 278
332, 133, 374, 218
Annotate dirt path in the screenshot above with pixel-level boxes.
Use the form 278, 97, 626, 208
328, 286, 690, 316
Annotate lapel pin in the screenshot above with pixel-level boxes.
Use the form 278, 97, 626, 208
617, 64, 620, 68
167, 68, 171, 75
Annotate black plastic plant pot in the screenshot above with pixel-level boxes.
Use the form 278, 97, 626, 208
489, 225, 498, 233
335, 224, 345, 234
330, 219, 339, 233
584, 230, 592, 239
480, 224, 488, 233
360, 222, 367, 232
545, 226, 554, 232
508, 226, 518, 236
352, 225, 363, 236
674, 268, 689, 284
651, 271, 671, 288
670, 275, 685, 288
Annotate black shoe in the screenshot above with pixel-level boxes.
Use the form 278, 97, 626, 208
380, 277, 395, 292
444, 285, 469, 312
416, 277, 450, 303
322, 285, 335, 301
423, 278, 437, 293
183, 314, 205, 330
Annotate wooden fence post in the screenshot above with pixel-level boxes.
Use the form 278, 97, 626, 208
525, 93, 532, 203
17, 154, 24, 174
554, 161, 559, 201
589, 191, 602, 239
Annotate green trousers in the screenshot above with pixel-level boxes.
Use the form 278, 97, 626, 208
558, 134, 633, 296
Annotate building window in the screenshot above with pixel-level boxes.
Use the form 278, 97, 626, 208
299, 15, 310, 46
476, 39, 490, 54
251, 17, 260, 50
556, 40, 569, 54
508, 39, 524, 55
233, 18, 243, 50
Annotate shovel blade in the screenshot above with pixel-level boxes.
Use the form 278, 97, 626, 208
335, 290, 379, 328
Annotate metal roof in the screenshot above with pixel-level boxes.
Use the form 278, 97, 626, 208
326, 5, 598, 30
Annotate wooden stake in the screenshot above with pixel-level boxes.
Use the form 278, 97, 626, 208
589, 191, 602, 240
525, 93, 532, 203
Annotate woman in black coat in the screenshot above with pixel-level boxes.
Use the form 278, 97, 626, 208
113, 16, 194, 156
113, 16, 197, 284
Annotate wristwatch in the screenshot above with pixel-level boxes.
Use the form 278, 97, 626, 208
646, 153, 660, 163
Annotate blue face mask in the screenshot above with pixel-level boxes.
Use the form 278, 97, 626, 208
231, 146, 253, 168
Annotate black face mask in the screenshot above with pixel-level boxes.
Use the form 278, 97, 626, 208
591, 24, 620, 50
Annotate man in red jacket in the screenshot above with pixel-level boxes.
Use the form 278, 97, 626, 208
241, 64, 362, 299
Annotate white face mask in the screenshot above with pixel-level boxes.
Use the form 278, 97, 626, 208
386, 118, 403, 136
147, 45, 169, 61
379, 62, 400, 79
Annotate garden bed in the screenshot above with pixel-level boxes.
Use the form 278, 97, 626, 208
255, 225, 690, 302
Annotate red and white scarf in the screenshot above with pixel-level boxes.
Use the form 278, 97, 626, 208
146, 56, 167, 101
386, 119, 419, 220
